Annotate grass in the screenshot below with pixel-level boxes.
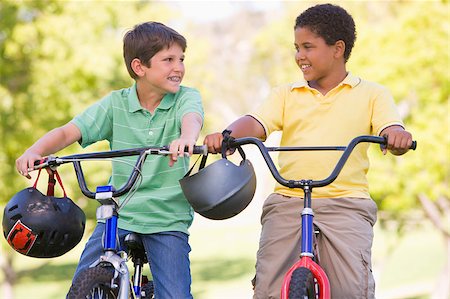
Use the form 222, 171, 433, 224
1, 213, 446, 299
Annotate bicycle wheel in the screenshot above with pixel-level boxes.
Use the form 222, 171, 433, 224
288, 267, 316, 299
141, 280, 154, 298
67, 266, 118, 299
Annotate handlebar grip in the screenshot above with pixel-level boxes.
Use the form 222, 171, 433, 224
380, 138, 418, 151
193, 145, 208, 155
32, 158, 49, 169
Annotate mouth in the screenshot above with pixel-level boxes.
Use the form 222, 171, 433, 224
168, 76, 181, 83
300, 64, 311, 71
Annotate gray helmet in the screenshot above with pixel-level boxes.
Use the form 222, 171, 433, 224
180, 147, 256, 220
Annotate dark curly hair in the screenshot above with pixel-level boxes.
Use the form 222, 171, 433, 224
295, 4, 356, 62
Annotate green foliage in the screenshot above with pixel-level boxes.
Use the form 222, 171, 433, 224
0, 1, 448, 297
355, 2, 450, 224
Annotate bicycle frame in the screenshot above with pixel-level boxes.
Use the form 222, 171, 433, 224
33, 145, 207, 299
226, 135, 416, 299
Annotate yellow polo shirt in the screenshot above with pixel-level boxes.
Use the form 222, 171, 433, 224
250, 73, 403, 199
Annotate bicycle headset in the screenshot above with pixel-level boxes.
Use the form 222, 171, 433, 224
179, 131, 257, 220
3, 170, 86, 258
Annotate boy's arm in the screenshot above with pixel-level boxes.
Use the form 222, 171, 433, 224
168, 112, 203, 167
203, 115, 266, 154
379, 125, 413, 156
16, 123, 81, 178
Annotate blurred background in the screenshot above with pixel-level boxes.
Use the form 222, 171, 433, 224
0, 1, 448, 298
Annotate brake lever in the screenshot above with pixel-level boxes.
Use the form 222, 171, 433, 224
28, 155, 58, 172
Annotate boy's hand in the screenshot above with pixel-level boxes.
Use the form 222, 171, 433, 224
168, 136, 196, 167
380, 125, 413, 156
203, 132, 223, 154
16, 150, 42, 179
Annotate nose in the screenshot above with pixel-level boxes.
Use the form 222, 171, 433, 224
295, 49, 304, 62
174, 60, 185, 73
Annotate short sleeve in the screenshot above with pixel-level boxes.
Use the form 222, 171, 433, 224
249, 86, 285, 137
70, 95, 113, 148
176, 87, 204, 128
371, 86, 404, 135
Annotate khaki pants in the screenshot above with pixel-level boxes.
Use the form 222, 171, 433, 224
253, 193, 377, 299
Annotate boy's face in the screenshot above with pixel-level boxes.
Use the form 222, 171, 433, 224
294, 27, 341, 82
139, 43, 185, 94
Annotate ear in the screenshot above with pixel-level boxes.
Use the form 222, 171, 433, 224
131, 58, 145, 77
334, 40, 345, 59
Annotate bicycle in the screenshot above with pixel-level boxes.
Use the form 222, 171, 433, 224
222, 134, 416, 299
30, 144, 207, 299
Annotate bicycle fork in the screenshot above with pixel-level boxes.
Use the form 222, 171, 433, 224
280, 186, 331, 299
90, 186, 131, 299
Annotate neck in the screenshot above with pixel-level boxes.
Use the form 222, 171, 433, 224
136, 82, 164, 113
309, 70, 348, 96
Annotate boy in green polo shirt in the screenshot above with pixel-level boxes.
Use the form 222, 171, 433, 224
16, 22, 203, 298
203, 4, 413, 299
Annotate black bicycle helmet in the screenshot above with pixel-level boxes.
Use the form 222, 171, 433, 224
180, 133, 256, 220
3, 187, 86, 258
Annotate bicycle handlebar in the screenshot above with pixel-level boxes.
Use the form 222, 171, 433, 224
32, 145, 207, 199
228, 135, 416, 189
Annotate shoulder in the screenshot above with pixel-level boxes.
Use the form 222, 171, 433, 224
177, 86, 201, 98
352, 76, 391, 95
269, 83, 300, 97
173, 86, 202, 106
95, 85, 138, 113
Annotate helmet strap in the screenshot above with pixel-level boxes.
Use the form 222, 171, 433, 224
183, 154, 208, 178
33, 168, 67, 197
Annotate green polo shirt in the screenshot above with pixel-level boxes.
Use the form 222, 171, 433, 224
71, 84, 203, 234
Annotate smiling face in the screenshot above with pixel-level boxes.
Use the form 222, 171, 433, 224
294, 26, 349, 95
294, 26, 343, 85
137, 42, 185, 95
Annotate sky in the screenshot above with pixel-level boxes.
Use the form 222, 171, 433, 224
165, 0, 284, 22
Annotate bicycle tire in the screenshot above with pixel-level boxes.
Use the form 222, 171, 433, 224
288, 267, 316, 299
141, 280, 154, 298
67, 266, 118, 299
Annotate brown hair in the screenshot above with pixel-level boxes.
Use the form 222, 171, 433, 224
123, 22, 187, 79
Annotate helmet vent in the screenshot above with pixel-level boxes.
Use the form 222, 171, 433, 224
52, 202, 60, 212
62, 233, 69, 245
49, 231, 58, 244
7, 205, 18, 212
10, 214, 22, 221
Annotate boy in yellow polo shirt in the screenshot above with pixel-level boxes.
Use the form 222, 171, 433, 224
204, 4, 413, 299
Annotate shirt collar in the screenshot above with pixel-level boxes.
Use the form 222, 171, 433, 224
128, 83, 177, 113
128, 84, 142, 113
290, 72, 360, 91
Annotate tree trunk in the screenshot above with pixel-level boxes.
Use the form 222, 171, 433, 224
0, 246, 16, 299
418, 193, 450, 299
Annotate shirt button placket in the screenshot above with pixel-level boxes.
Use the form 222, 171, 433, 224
148, 117, 154, 143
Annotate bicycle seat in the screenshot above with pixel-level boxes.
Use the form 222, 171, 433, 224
124, 233, 148, 263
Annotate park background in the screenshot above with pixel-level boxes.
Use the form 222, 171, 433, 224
0, 0, 448, 298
